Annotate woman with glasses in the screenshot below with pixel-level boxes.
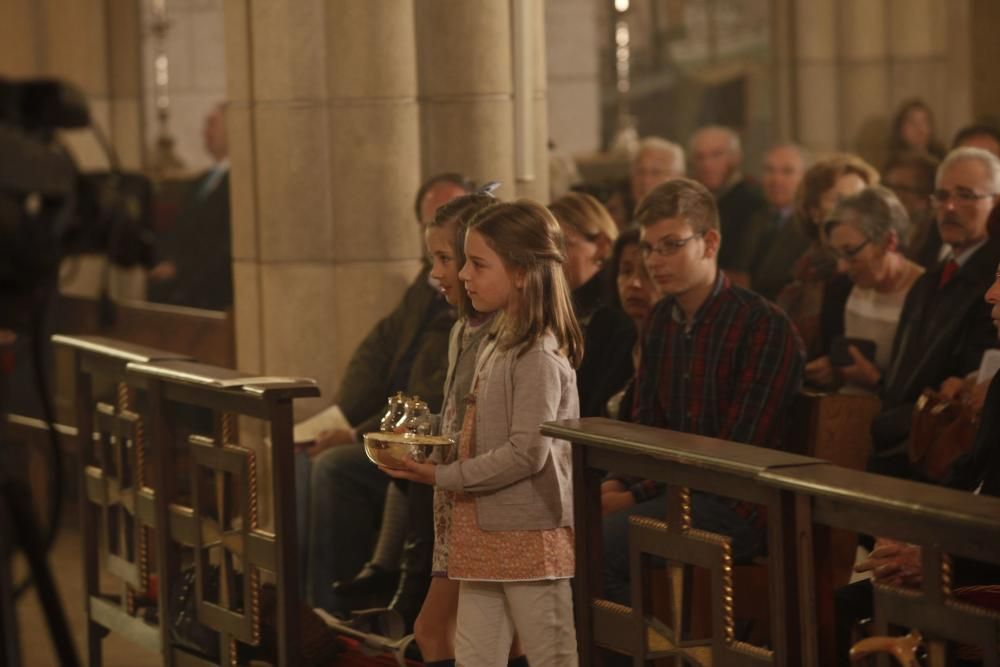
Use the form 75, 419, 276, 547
804, 187, 924, 391
548, 191, 619, 331
776, 153, 880, 359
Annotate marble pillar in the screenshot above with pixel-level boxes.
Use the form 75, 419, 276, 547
790, 0, 972, 164
0, 0, 42, 78
545, 0, 601, 157
416, 0, 517, 197
838, 0, 890, 167
793, 0, 840, 155
225, 0, 423, 423
514, 0, 551, 201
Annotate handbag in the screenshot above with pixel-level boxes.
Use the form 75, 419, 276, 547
907, 388, 980, 481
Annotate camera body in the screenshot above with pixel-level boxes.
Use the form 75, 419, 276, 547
0, 77, 155, 331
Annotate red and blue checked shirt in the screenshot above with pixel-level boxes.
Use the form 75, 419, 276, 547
614, 271, 805, 502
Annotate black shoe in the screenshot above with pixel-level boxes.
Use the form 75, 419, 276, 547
332, 563, 400, 603
389, 484, 434, 633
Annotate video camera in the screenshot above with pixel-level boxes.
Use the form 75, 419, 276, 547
0, 77, 156, 332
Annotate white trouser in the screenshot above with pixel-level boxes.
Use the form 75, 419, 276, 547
455, 579, 578, 667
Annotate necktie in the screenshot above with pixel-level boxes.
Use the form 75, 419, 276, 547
938, 258, 958, 288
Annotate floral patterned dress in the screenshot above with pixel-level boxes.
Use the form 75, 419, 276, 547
431, 319, 489, 576
446, 376, 575, 582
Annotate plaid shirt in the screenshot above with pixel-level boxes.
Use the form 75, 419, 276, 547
613, 271, 805, 502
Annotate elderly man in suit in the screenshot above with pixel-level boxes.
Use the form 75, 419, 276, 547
688, 126, 768, 278
869, 147, 1000, 479
834, 259, 1000, 666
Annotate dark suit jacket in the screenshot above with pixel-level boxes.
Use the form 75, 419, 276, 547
944, 370, 1000, 586
336, 266, 455, 438
152, 169, 233, 311
871, 239, 1000, 452
746, 209, 813, 302
716, 178, 768, 274
576, 304, 636, 418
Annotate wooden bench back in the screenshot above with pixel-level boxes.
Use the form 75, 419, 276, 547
54, 334, 318, 666
546, 416, 1000, 667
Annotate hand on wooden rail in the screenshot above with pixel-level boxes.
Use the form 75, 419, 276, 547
854, 538, 923, 588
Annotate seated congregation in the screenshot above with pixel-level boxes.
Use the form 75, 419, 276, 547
290, 107, 1000, 667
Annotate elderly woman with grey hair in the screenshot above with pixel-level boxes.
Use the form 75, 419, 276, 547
804, 186, 925, 392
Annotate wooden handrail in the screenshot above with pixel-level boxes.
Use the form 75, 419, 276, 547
53, 333, 320, 666
544, 417, 1000, 667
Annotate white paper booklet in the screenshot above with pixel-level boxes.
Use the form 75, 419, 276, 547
293, 404, 352, 444
978, 348, 1000, 385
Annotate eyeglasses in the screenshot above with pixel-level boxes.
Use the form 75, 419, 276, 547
639, 232, 704, 258
830, 239, 871, 261
930, 187, 996, 208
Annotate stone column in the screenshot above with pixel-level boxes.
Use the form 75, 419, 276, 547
837, 0, 890, 167
514, 0, 550, 201
788, 0, 972, 163
545, 0, 601, 157
0, 1, 42, 78
792, 0, 840, 155
106, 0, 144, 170
225, 0, 423, 419
416, 1, 517, 195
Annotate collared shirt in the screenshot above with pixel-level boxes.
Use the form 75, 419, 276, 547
617, 271, 805, 502
953, 237, 989, 268
196, 159, 230, 199
635, 271, 804, 440
773, 205, 794, 227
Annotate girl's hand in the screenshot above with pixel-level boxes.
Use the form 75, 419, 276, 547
379, 457, 438, 485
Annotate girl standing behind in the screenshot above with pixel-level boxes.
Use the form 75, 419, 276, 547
384, 200, 582, 667
414, 189, 525, 665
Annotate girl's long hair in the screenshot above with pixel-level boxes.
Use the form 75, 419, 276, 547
467, 200, 584, 368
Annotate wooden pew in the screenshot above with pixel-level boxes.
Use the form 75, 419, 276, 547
51, 295, 234, 426
53, 334, 321, 666
547, 417, 817, 666
545, 416, 1000, 667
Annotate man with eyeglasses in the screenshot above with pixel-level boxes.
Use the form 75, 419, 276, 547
869, 147, 1000, 480
835, 263, 1000, 667
600, 178, 805, 608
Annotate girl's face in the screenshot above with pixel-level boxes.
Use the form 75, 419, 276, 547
901, 107, 932, 150
560, 224, 603, 290
459, 229, 518, 315
426, 225, 461, 306
616, 243, 661, 323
